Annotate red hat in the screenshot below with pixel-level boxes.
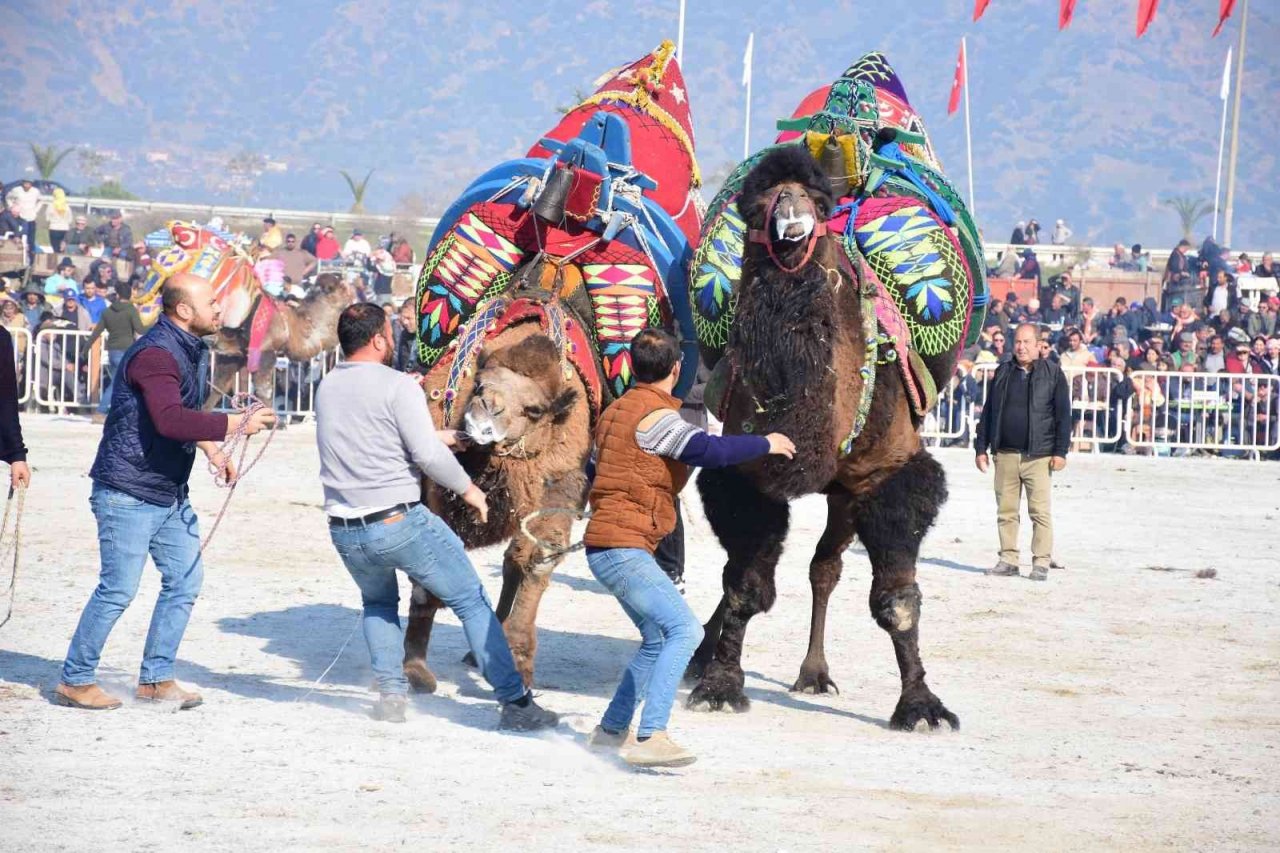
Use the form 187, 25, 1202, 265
530, 40, 702, 245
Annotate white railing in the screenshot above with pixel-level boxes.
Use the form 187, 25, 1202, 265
207, 347, 341, 417
10, 327, 32, 405
32, 329, 104, 410
1124, 370, 1280, 455
65, 195, 439, 233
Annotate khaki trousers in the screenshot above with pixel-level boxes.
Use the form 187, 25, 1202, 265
993, 451, 1053, 568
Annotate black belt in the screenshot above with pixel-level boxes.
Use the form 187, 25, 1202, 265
327, 503, 416, 528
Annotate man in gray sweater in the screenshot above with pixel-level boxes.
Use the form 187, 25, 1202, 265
315, 303, 558, 729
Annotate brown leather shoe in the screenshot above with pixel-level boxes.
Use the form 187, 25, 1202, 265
136, 680, 203, 710
53, 682, 122, 710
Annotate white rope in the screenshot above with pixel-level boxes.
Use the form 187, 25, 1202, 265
292, 611, 361, 703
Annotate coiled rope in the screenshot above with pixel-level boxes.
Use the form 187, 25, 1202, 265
199, 392, 277, 552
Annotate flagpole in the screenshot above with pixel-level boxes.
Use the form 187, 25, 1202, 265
1212, 47, 1231, 240
743, 32, 754, 161
1222, 0, 1248, 247
962, 36, 975, 218
676, 0, 686, 64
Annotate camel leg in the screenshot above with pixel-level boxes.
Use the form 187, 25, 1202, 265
792, 488, 858, 694
687, 467, 790, 713
403, 581, 442, 693
854, 450, 959, 731
497, 493, 575, 686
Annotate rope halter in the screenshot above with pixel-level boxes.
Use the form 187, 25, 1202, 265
747, 186, 829, 275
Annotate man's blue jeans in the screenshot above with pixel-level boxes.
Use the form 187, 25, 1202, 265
587, 546, 703, 738
62, 485, 204, 686
328, 504, 526, 702
96, 349, 126, 414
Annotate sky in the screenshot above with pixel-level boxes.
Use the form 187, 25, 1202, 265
2, 0, 1277, 250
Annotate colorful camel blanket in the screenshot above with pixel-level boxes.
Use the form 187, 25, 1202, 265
690, 52, 988, 424
415, 41, 702, 406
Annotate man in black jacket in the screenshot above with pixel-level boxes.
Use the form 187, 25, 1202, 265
974, 323, 1070, 581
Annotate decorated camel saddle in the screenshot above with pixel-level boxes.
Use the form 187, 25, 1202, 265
139, 221, 280, 369
415, 40, 701, 411
691, 52, 988, 426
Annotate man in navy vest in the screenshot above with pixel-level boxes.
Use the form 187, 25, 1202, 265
55, 273, 276, 711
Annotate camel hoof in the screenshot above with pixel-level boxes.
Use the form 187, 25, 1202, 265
404, 660, 437, 694
791, 666, 839, 696
685, 675, 750, 714
460, 651, 477, 668
888, 686, 959, 732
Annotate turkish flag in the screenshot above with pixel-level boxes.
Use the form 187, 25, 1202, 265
1059, 0, 1076, 30
973, 0, 991, 22
1136, 0, 1159, 37
1212, 0, 1236, 37
947, 41, 965, 116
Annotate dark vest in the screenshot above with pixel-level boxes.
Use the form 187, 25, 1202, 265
584, 385, 689, 553
89, 314, 210, 506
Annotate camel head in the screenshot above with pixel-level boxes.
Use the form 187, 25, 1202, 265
463, 335, 579, 449
740, 146, 835, 273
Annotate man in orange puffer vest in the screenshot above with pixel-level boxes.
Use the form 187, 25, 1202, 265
582, 328, 795, 768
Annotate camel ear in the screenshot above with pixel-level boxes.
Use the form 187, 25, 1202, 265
549, 387, 578, 424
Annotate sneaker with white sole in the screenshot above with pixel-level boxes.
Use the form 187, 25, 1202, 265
499, 695, 559, 731
624, 731, 696, 768
985, 561, 1020, 577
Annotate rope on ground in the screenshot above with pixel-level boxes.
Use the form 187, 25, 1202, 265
293, 611, 362, 703
521, 506, 592, 574
199, 392, 277, 553
0, 484, 27, 631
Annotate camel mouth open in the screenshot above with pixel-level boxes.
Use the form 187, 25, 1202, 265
774, 211, 816, 242
463, 410, 507, 446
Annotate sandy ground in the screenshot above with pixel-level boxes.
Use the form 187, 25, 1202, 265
1, 415, 1278, 851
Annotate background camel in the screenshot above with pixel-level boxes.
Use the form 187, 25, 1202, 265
206, 273, 354, 410
686, 146, 966, 732
402, 294, 595, 691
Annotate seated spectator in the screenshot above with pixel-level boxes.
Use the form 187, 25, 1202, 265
1263, 338, 1280, 375
65, 215, 92, 253
1203, 335, 1227, 373
1253, 252, 1278, 282
43, 257, 79, 296
0, 199, 24, 242
342, 229, 372, 261
1017, 249, 1041, 283
1108, 243, 1129, 270
94, 211, 133, 260
1244, 298, 1276, 340
1236, 253, 1253, 275
1018, 297, 1044, 325
1129, 244, 1149, 272
59, 290, 93, 331
1059, 328, 1093, 368
389, 234, 415, 264
1251, 335, 1268, 362
19, 289, 45, 329
1225, 340, 1266, 374
984, 326, 1007, 360
1077, 297, 1097, 342
79, 280, 108, 324
1210, 307, 1238, 338
314, 226, 340, 261
990, 249, 1018, 279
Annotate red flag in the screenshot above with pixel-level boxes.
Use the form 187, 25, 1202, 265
947, 41, 965, 116
973, 0, 991, 22
1212, 0, 1236, 37
1136, 0, 1159, 37
1058, 0, 1076, 29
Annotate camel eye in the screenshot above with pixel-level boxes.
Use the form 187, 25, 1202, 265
524, 404, 545, 419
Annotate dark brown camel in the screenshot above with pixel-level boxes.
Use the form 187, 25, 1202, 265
686, 147, 960, 731
402, 304, 593, 692
206, 273, 354, 409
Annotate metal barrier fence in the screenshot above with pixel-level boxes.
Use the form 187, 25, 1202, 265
206, 348, 341, 417
9, 328, 32, 405
1124, 370, 1280, 455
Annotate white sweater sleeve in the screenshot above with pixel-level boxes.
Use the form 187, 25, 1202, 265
390, 377, 472, 496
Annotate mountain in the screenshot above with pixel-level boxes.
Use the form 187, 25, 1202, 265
2, 0, 1276, 250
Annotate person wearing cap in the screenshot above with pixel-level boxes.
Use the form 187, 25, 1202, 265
59, 290, 92, 331
1226, 338, 1266, 375
272, 233, 317, 283
94, 211, 133, 260
1016, 248, 1041, 285
258, 216, 283, 251
66, 215, 92, 254
314, 226, 339, 261
18, 289, 45, 330
342, 228, 371, 260
43, 257, 79, 296
975, 323, 1070, 582
1170, 332, 1199, 370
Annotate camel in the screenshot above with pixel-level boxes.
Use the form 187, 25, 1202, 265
685, 146, 963, 732
206, 273, 354, 409
401, 291, 595, 691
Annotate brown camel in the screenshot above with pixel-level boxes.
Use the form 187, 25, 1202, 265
402, 299, 594, 692
207, 273, 354, 409
686, 146, 962, 731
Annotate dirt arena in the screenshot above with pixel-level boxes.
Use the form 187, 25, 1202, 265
1, 416, 1277, 851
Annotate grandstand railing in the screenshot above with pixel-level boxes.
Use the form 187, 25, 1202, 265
1123, 370, 1280, 455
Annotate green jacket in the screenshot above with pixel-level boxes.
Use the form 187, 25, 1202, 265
88, 301, 145, 352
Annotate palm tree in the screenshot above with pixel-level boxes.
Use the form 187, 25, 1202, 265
1161, 195, 1213, 240
29, 143, 75, 180
555, 88, 590, 115
340, 169, 374, 214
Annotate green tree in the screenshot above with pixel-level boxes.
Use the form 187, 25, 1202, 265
1161, 195, 1213, 240
555, 87, 591, 115
84, 179, 139, 201
340, 169, 374, 214
29, 143, 76, 180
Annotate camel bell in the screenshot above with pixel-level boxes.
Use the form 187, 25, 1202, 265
819, 137, 850, 199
